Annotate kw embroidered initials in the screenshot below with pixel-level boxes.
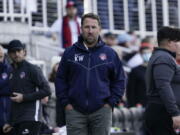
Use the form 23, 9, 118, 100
75, 54, 84, 62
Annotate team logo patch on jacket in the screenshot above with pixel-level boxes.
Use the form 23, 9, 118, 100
1, 73, 8, 80
20, 72, 26, 79
99, 53, 107, 61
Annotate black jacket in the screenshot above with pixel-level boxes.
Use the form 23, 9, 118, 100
127, 65, 147, 107
9, 60, 51, 125
146, 48, 180, 117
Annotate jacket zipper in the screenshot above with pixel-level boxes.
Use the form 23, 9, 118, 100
86, 53, 91, 112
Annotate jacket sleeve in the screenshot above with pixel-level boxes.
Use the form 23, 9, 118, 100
0, 77, 8, 90
0, 65, 11, 96
108, 53, 126, 107
0, 77, 9, 95
153, 63, 180, 117
23, 66, 51, 102
55, 51, 70, 108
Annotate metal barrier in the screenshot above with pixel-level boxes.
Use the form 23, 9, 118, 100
112, 106, 145, 133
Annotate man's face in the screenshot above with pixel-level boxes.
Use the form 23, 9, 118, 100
66, 7, 77, 18
8, 49, 26, 63
0, 49, 4, 62
81, 18, 101, 46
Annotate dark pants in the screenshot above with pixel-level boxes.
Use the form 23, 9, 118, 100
65, 106, 112, 135
56, 100, 66, 127
13, 121, 41, 135
145, 103, 177, 135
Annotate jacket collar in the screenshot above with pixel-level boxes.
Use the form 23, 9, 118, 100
154, 47, 176, 58
74, 35, 105, 51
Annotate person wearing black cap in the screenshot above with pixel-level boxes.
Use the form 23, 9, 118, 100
3, 40, 51, 135
50, 1, 81, 48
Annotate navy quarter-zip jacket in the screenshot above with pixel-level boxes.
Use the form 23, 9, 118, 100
55, 36, 126, 114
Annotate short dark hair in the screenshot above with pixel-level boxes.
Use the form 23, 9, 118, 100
81, 13, 101, 26
157, 26, 180, 45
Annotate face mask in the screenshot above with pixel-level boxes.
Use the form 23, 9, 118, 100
141, 52, 152, 62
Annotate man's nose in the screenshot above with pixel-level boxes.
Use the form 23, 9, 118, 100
89, 27, 93, 33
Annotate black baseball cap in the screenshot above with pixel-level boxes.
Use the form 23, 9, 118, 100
7, 40, 25, 52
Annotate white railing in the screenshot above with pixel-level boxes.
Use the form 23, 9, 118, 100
0, 0, 65, 31
0, 0, 29, 22
86, 0, 180, 37
0, 0, 180, 37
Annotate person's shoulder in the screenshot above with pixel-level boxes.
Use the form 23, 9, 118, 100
24, 61, 41, 72
103, 44, 114, 51
103, 44, 118, 56
153, 50, 176, 65
62, 45, 77, 58
64, 45, 76, 53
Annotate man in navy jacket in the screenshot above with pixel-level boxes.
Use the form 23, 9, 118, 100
0, 46, 11, 135
55, 13, 126, 135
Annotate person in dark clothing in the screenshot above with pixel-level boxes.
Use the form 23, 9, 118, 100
49, 60, 66, 127
145, 26, 180, 135
3, 40, 51, 135
0, 46, 12, 135
55, 13, 126, 135
127, 45, 152, 107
